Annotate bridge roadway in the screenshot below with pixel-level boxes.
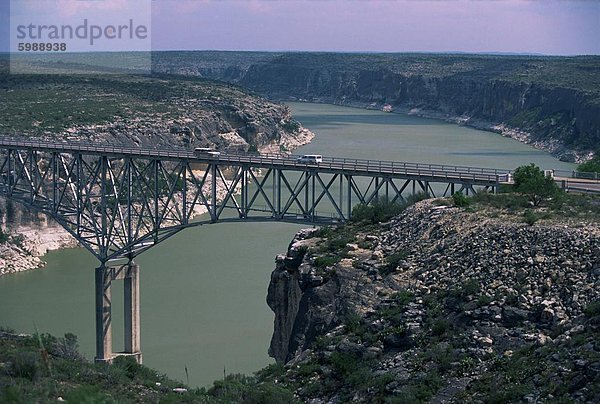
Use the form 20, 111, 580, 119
0, 136, 511, 186
7, 136, 599, 193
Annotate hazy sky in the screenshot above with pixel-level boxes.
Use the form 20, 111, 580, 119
1, 0, 599, 55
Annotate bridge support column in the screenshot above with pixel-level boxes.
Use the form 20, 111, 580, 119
95, 264, 112, 363
94, 261, 142, 364
124, 262, 142, 363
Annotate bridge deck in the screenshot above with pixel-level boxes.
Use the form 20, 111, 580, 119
0, 136, 511, 186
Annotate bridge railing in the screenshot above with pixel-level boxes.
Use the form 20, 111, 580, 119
320, 156, 509, 176
0, 135, 511, 184
210, 153, 510, 183
553, 169, 600, 183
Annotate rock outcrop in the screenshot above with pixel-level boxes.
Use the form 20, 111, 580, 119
0, 199, 77, 276
265, 199, 600, 402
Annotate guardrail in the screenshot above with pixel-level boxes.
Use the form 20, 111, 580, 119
0, 135, 512, 185
553, 169, 600, 183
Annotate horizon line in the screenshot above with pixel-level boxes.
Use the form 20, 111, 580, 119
1, 50, 599, 57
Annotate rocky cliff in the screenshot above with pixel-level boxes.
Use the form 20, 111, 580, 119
0, 199, 77, 276
154, 52, 600, 162
265, 197, 600, 402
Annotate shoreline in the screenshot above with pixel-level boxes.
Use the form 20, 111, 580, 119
283, 98, 590, 164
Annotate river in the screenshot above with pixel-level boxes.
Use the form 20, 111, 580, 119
0, 102, 577, 387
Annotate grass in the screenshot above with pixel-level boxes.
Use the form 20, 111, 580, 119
0, 329, 302, 403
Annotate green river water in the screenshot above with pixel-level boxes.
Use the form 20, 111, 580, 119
0, 102, 577, 387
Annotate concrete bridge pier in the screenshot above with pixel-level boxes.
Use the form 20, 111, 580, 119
94, 260, 142, 364
95, 264, 112, 363
123, 262, 142, 364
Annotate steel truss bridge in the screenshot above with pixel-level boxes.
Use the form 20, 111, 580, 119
0, 136, 513, 363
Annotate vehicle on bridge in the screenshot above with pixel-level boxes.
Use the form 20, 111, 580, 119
194, 147, 221, 157
297, 154, 323, 164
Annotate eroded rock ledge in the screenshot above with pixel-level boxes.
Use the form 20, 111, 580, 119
266, 200, 600, 402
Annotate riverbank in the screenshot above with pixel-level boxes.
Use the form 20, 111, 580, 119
403, 107, 590, 163
286, 98, 591, 163
0, 223, 76, 277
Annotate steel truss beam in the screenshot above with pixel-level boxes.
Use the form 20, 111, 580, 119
0, 146, 498, 262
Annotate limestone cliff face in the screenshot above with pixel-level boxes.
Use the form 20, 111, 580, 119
0, 59, 306, 154
240, 58, 599, 161
0, 199, 76, 276
153, 52, 600, 161
266, 228, 397, 364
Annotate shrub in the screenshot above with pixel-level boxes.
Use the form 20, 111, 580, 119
11, 234, 26, 250
351, 199, 404, 224
280, 120, 300, 133
452, 192, 470, 207
461, 279, 480, 296
405, 192, 429, 206
11, 352, 39, 381
471, 192, 530, 210
243, 382, 297, 403
324, 232, 354, 253
329, 352, 362, 378
584, 300, 600, 318
255, 363, 285, 380
113, 356, 140, 380
380, 250, 409, 276
351, 194, 428, 224
390, 290, 414, 306
313, 255, 340, 269
344, 310, 363, 334
0, 227, 9, 243
64, 385, 113, 403
209, 373, 254, 400
394, 371, 444, 402
209, 373, 297, 403
0, 386, 22, 403
513, 163, 561, 206
577, 152, 600, 174
50, 333, 81, 361
522, 209, 538, 226
112, 355, 157, 385
0, 325, 16, 333
477, 294, 494, 307
431, 319, 451, 337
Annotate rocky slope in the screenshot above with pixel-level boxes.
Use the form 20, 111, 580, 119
154, 51, 600, 162
0, 61, 307, 153
0, 198, 77, 276
265, 198, 600, 402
